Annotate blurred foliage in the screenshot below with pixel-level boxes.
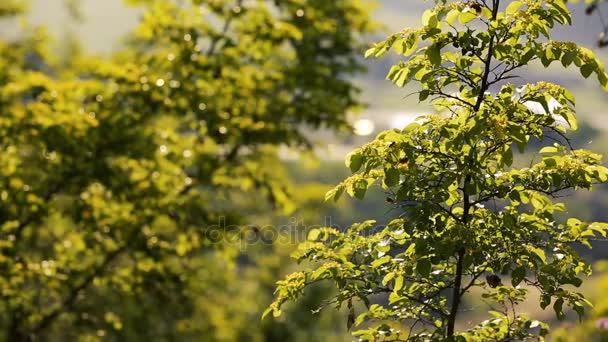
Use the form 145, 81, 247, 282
0, 0, 377, 340
0, 1, 27, 17
552, 261, 608, 341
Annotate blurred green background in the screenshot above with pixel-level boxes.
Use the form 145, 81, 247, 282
2, 0, 608, 340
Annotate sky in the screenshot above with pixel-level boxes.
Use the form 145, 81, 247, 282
22, 1, 607, 55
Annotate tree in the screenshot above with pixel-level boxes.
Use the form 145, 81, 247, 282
0, 0, 375, 340
267, 0, 608, 340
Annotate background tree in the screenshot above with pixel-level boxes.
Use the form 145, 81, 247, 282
267, 0, 608, 340
0, 0, 375, 340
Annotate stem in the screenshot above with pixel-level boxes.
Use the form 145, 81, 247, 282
474, 0, 499, 112
447, 248, 465, 338
447, 173, 471, 339
205, 0, 243, 56
446, 1, 501, 338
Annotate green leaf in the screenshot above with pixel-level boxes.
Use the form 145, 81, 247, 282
404, 33, 420, 56
560, 110, 579, 131
565, 277, 583, 287
384, 167, 400, 187
598, 71, 608, 87
540, 294, 552, 309
506, 1, 523, 15
573, 301, 585, 319
262, 307, 274, 319
530, 247, 547, 263
543, 158, 557, 167
393, 275, 404, 292
372, 255, 392, 268
422, 10, 438, 28
459, 11, 477, 24
561, 51, 576, 67
392, 38, 405, 55
531, 195, 544, 209
426, 44, 442, 66
539, 146, 558, 154
273, 309, 282, 318
349, 179, 373, 200
511, 266, 526, 286
446, 10, 459, 25
346, 151, 364, 173
364, 47, 376, 59
395, 69, 409, 87
580, 64, 594, 78
307, 229, 321, 241
503, 148, 513, 166
563, 88, 576, 105
553, 298, 565, 320
382, 272, 395, 285
325, 186, 344, 202
419, 89, 430, 101
416, 259, 432, 277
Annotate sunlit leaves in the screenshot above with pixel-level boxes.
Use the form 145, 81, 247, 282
269, 0, 608, 340
506, 1, 524, 15
458, 10, 477, 24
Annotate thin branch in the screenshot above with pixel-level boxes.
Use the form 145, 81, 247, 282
460, 267, 488, 296
205, 0, 244, 56
28, 244, 128, 336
